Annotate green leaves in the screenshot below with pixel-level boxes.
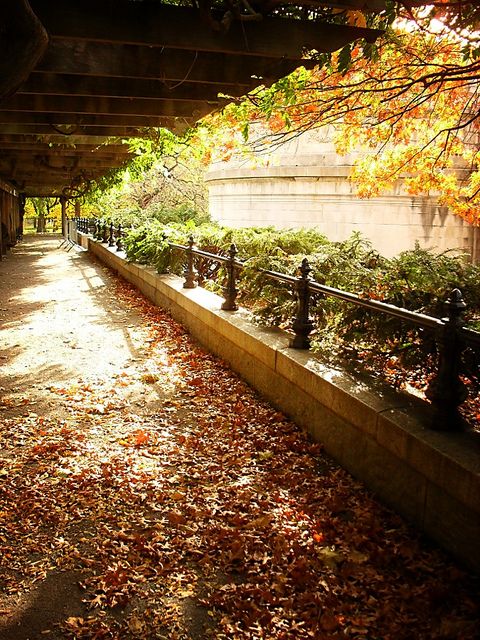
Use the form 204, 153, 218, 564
337, 43, 353, 74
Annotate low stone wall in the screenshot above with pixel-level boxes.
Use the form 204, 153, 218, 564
86, 236, 480, 572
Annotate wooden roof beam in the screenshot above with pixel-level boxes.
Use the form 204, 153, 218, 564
0, 150, 131, 161
0, 112, 195, 129
0, 142, 130, 153
7, 166, 122, 181
35, 41, 309, 87
18, 73, 245, 101
0, 0, 48, 99
0, 134, 130, 145
0, 161, 130, 175
0, 124, 172, 137
29, 0, 382, 58
0, 94, 217, 119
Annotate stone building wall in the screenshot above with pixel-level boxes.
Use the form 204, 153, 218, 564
205, 131, 480, 261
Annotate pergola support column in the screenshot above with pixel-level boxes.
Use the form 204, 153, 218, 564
61, 195, 67, 237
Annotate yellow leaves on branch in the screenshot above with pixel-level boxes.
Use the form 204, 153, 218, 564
200, 26, 480, 225
306, 34, 480, 226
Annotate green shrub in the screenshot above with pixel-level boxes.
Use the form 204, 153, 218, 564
123, 221, 171, 273
122, 221, 480, 393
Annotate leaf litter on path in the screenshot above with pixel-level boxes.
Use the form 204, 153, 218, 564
0, 251, 479, 640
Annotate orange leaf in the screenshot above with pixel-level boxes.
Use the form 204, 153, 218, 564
168, 511, 187, 525
320, 613, 339, 632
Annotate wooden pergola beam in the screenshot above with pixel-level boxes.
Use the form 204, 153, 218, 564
30, 0, 381, 58
18, 73, 243, 102
0, 112, 194, 128
0, 0, 48, 99
5, 166, 123, 180
0, 134, 128, 145
0, 149, 131, 161
0, 124, 177, 137
0, 94, 218, 119
0, 141, 130, 152
36, 41, 309, 87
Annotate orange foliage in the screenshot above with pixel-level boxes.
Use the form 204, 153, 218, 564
200, 26, 480, 226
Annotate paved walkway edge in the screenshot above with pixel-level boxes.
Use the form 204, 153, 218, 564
83, 233, 480, 572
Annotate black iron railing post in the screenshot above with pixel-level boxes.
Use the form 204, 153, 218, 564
116, 224, 123, 251
183, 235, 197, 289
108, 221, 115, 247
102, 221, 109, 243
221, 243, 238, 311
94, 219, 102, 240
426, 288, 468, 430
290, 258, 315, 349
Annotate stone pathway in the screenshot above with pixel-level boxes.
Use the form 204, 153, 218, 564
0, 235, 478, 640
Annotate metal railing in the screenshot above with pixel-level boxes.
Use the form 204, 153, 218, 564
74, 217, 126, 252
75, 220, 480, 431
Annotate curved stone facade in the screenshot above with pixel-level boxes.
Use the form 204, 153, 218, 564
206, 132, 480, 261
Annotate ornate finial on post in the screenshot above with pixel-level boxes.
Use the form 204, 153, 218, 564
447, 288, 467, 322
426, 288, 468, 430
290, 258, 315, 349
116, 224, 123, 251
108, 221, 115, 247
183, 235, 197, 289
102, 221, 109, 243
221, 243, 239, 311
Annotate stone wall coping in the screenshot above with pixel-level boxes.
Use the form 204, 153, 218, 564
206, 165, 352, 181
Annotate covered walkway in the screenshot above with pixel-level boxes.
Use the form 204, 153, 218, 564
0, 236, 478, 640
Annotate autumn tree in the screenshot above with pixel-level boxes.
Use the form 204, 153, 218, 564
25, 197, 61, 232
89, 130, 209, 226
193, 1, 480, 224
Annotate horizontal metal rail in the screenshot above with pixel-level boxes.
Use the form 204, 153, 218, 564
461, 325, 480, 346
263, 268, 444, 331
261, 268, 297, 286
170, 242, 244, 269
170, 239, 479, 430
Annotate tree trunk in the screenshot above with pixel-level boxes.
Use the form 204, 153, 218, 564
37, 213, 46, 233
